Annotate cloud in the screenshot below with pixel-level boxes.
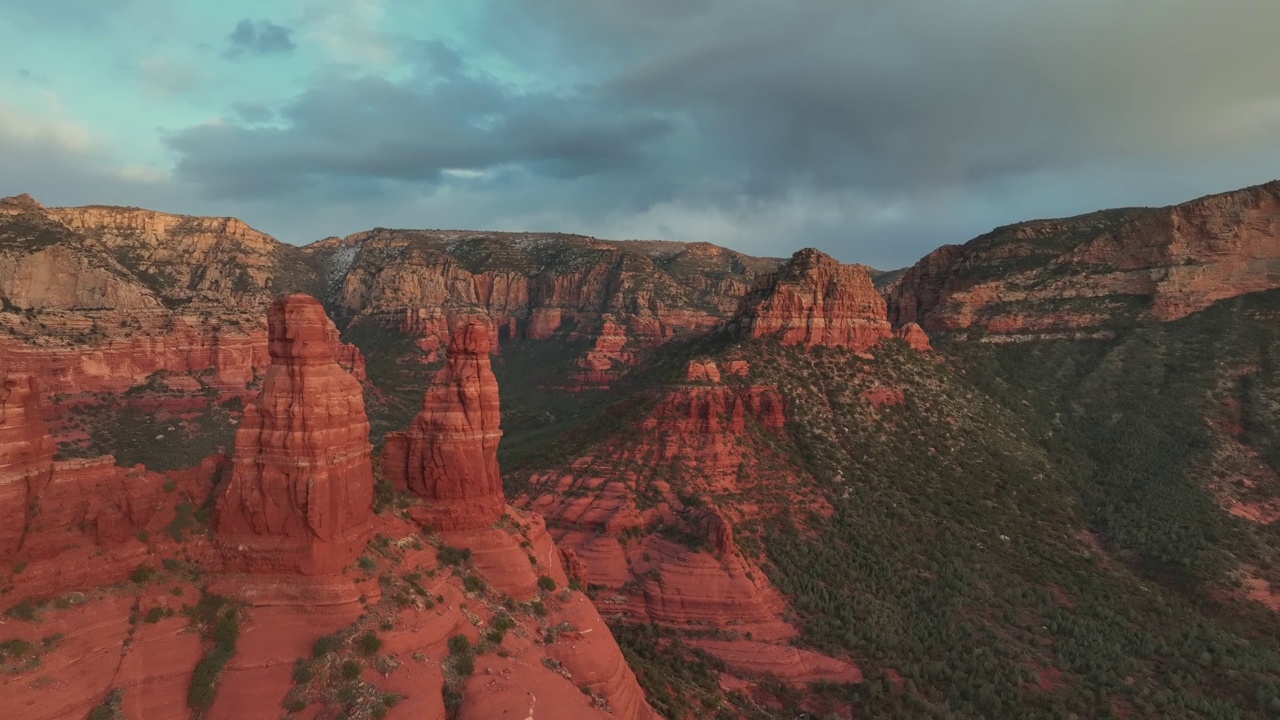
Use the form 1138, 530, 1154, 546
13, 1, 1280, 264
299, 0, 394, 66
230, 102, 275, 124
224, 19, 296, 59
0, 98, 184, 209
164, 58, 673, 200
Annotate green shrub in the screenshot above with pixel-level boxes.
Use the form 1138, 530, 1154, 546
537, 576, 557, 592
186, 595, 240, 712
357, 631, 383, 655
462, 574, 486, 594
143, 606, 171, 624
447, 634, 475, 677
293, 658, 315, 684
130, 564, 154, 584
437, 544, 472, 566
6, 601, 38, 622
87, 689, 126, 720
312, 634, 343, 658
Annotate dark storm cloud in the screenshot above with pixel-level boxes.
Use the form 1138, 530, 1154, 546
160, 0, 1280, 264
224, 19, 296, 59
497, 0, 1280, 192
165, 56, 673, 200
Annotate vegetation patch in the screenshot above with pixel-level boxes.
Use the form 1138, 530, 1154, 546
186, 594, 242, 715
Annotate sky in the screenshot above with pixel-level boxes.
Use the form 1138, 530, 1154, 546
2, 1, 1279, 268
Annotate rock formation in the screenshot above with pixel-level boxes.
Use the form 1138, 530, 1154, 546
0, 195, 368, 432
383, 319, 506, 531
895, 322, 933, 352
321, 228, 779, 384
212, 294, 374, 575
735, 248, 897, 351
0, 373, 54, 555
0, 367, 226, 606
568, 315, 634, 390
887, 180, 1280, 338
519, 357, 860, 694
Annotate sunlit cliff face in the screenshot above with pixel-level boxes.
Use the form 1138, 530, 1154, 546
267, 294, 331, 365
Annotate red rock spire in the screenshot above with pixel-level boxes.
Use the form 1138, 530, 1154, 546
212, 294, 374, 574
383, 318, 506, 531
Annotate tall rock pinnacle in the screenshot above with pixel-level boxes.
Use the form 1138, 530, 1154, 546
383, 318, 506, 531
212, 294, 374, 575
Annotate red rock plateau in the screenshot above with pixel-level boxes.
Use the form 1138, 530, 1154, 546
211, 294, 376, 576
1, 294, 656, 720
735, 247, 901, 352
382, 319, 506, 532
888, 180, 1280, 339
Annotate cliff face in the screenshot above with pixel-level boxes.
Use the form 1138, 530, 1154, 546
519, 355, 863, 702
0, 373, 55, 555
382, 319, 506, 531
0, 366, 222, 604
887, 181, 1280, 339
0, 194, 357, 400
212, 294, 374, 575
317, 229, 779, 388
735, 248, 901, 352
1, 295, 656, 720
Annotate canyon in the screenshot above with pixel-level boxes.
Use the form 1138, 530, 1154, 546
1, 179, 1279, 718
0, 292, 657, 720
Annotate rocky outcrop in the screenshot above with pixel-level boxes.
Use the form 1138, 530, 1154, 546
0, 367, 227, 604
45, 203, 315, 303
895, 322, 932, 352
383, 319, 505, 531
0, 373, 54, 555
525, 360, 801, 636
0, 195, 366, 414
517, 355, 864, 695
568, 316, 633, 390
735, 248, 896, 351
887, 181, 1280, 338
212, 294, 374, 575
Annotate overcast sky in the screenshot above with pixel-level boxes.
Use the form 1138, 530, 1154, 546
2, 0, 1278, 268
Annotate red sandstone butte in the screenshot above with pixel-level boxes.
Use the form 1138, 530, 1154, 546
736, 248, 896, 352
212, 294, 374, 575
384, 319, 506, 531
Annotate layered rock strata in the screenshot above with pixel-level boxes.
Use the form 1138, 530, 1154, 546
0, 373, 54, 555
383, 319, 506, 531
212, 294, 374, 575
887, 180, 1280, 338
735, 248, 904, 351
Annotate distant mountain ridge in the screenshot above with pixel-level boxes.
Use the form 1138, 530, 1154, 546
888, 180, 1280, 340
